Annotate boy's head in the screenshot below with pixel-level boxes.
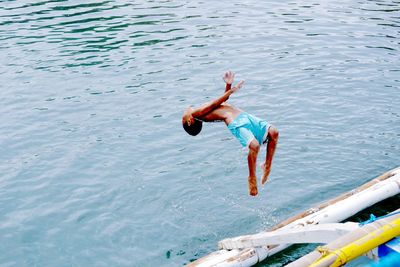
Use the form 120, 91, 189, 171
182, 107, 202, 136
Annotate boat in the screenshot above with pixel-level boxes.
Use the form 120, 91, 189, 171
186, 166, 400, 267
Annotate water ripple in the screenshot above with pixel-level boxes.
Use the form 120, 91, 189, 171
0, 0, 399, 266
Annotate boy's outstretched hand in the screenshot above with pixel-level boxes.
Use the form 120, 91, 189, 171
231, 80, 245, 93
223, 70, 235, 85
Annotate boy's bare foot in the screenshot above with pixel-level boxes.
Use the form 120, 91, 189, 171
261, 162, 271, 185
248, 176, 258, 196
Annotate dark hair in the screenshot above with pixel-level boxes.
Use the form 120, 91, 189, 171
183, 119, 202, 136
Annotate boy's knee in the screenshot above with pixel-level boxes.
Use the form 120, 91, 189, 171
268, 126, 279, 141
248, 139, 260, 152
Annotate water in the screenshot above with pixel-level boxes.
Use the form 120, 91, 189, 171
0, 0, 399, 266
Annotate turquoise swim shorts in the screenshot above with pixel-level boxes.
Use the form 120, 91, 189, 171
227, 112, 270, 147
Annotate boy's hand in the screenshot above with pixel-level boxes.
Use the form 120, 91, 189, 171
231, 80, 244, 93
223, 71, 235, 85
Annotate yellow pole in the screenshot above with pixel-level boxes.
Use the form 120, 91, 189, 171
310, 218, 400, 267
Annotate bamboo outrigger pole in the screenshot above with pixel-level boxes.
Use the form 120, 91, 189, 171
288, 211, 400, 266
313, 218, 400, 266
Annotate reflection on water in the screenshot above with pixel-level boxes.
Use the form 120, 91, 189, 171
0, 0, 399, 266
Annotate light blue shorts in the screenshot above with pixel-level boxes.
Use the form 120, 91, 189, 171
227, 112, 270, 148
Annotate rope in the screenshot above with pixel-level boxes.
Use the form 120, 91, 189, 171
359, 211, 400, 226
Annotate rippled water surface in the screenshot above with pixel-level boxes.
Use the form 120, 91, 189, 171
0, 0, 399, 266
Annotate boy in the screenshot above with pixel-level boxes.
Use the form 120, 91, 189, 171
182, 71, 279, 196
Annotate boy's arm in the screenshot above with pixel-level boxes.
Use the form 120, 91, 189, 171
224, 71, 234, 92
225, 83, 231, 92
192, 80, 244, 118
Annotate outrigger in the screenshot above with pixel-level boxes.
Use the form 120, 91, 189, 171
186, 167, 400, 267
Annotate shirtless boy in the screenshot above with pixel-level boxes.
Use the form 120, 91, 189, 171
182, 71, 279, 196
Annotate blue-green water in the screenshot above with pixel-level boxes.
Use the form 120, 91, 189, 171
0, 1, 399, 266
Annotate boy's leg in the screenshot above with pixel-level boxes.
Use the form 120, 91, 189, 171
247, 139, 260, 196
261, 126, 279, 185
